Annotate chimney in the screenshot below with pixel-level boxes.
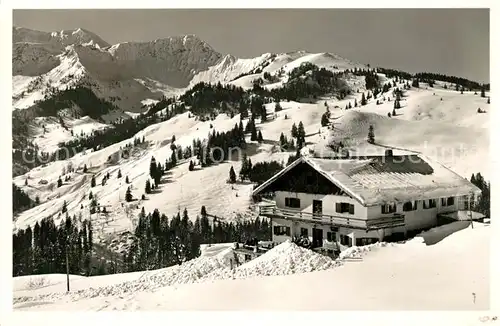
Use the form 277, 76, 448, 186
385, 149, 393, 157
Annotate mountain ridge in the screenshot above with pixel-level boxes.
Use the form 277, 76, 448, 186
13, 26, 368, 114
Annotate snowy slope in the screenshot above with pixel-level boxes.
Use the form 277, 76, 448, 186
190, 51, 368, 91
13, 222, 490, 311
12, 28, 222, 112
323, 85, 490, 178
31, 116, 109, 154
12, 79, 490, 252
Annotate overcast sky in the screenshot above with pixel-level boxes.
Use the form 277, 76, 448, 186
13, 9, 489, 83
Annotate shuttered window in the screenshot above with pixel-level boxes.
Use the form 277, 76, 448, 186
403, 201, 417, 211
381, 203, 397, 214
273, 226, 291, 236
336, 202, 355, 214
285, 197, 300, 208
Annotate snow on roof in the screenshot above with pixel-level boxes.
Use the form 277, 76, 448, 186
252, 154, 481, 206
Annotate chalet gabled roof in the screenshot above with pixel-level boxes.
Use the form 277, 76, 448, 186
252, 154, 482, 206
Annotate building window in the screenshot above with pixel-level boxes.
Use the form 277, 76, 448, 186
459, 195, 471, 209
356, 238, 378, 246
336, 202, 355, 214
381, 203, 397, 214
327, 231, 336, 242
423, 199, 437, 209
447, 197, 455, 206
273, 225, 291, 236
285, 197, 300, 208
340, 234, 352, 247
300, 228, 308, 237
403, 201, 417, 212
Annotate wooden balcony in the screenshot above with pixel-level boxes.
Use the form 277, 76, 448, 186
257, 204, 405, 231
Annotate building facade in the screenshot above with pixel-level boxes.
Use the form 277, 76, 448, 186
252, 153, 481, 250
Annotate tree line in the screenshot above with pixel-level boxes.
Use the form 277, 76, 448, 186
377, 67, 488, 91
13, 215, 96, 277
13, 204, 271, 277
123, 206, 270, 272
470, 172, 490, 219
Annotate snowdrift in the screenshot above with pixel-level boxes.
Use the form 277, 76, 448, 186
13, 223, 490, 310
14, 241, 346, 304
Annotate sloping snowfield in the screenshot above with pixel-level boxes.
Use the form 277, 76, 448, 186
12, 80, 490, 251
13, 222, 490, 311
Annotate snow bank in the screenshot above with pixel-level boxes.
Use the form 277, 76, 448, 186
14, 223, 490, 311
338, 241, 391, 259
14, 241, 344, 304
237, 241, 340, 277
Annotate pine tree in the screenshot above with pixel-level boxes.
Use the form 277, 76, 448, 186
297, 121, 306, 150
361, 92, 367, 106
126, 175, 130, 184
91, 176, 96, 187
487, 97, 490, 104
392, 108, 396, 116
291, 123, 298, 138
62, 200, 67, 214
89, 191, 93, 200
171, 149, 177, 166
354, 99, 358, 107
145, 180, 151, 194
251, 124, 258, 141
367, 125, 375, 144
481, 86, 486, 98
257, 130, 263, 142
229, 166, 236, 183
25, 178, 28, 186
239, 153, 250, 181
188, 160, 195, 171
149, 156, 157, 179
57, 177, 63, 188
412, 79, 419, 88
125, 186, 133, 202
321, 112, 329, 127
117, 169, 122, 178
83, 164, 88, 173
275, 101, 282, 112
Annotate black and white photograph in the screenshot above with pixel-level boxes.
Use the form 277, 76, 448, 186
6, 6, 494, 318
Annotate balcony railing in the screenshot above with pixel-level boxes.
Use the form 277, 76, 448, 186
257, 205, 405, 231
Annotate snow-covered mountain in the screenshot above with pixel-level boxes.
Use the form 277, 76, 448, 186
12, 27, 223, 113
11, 26, 490, 268
12, 27, 366, 114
